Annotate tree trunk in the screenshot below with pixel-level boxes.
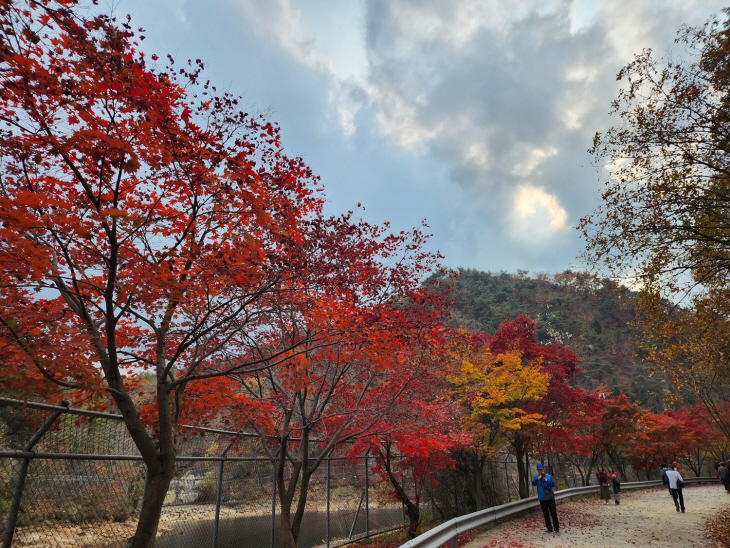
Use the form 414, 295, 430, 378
277, 463, 299, 548
406, 502, 421, 538
455, 451, 487, 510
289, 459, 312, 546
516, 458, 527, 498
513, 436, 529, 499
377, 442, 421, 537
523, 453, 531, 496
687, 451, 701, 476
584, 463, 595, 486
276, 446, 301, 548
473, 463, 486, 510
280, 507, 297, 548
111, 377, 177, 548
278, 460, 316, 548
275, 425, 314, 548
128, 468, 174, 548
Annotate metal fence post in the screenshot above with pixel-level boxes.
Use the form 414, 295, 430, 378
326, 456, 331, 548
365, 452, 369, 537
3, 402, 68, 548
505, 461, 511, 500
212, 435, 238, 548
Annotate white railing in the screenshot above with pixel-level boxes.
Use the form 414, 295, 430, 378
398, 477, 717, 548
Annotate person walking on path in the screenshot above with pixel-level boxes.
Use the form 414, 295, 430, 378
532, 462, 560, 534
718, 462, 729, 494
596, 466, 611, 504
666, 463, 685, 513
608, 466, 621, 505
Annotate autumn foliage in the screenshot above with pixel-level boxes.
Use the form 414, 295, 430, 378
582, 9, 730, 454
0, 2, 446, 547
1, 2, 729, 547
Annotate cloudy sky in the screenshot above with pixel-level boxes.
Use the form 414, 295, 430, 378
119, 0, 725, 275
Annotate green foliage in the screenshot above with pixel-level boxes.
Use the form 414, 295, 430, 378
433, 269, 668, 410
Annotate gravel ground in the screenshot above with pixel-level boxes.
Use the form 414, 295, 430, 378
462, 484, 730, 548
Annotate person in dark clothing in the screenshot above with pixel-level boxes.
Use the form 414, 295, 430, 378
532, 462, 560, 534
666, 463, 685, 512
596, 466, 611, 504
718, 462, 729, 493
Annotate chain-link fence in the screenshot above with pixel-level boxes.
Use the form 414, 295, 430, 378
1, 398, 710, 548
0, 399, 412, 548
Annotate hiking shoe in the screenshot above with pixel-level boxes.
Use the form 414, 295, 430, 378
545, 529, 554, 533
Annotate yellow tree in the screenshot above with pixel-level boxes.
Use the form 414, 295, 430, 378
448, 329, 549, 501
456, 350, 548, 435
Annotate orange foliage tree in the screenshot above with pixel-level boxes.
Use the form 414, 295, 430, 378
230, 216, 447, 548
532, 385, 605, 486
357, 343, 468, 538
0, 2, 383, 546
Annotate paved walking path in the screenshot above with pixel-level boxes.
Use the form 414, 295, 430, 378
462, 484, 729, 547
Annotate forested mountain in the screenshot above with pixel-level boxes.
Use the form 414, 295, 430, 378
433, 269, 668, 411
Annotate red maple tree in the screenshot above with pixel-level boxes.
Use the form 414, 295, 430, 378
232, 216, 447, 548
354, 332, 467, 538
0, 2, 358, 546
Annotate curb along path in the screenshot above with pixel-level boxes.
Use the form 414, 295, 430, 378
462, 485, 729, 548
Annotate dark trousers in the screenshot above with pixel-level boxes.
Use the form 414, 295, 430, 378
671, 488, 685, 511
539, 498, 559, 531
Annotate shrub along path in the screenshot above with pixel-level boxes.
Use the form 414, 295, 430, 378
462, 485, 729, 548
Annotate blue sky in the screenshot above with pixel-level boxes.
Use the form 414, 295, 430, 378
118, 0, 726, 275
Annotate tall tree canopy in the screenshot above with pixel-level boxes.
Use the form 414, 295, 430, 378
237, 216, 445, 548
582, 11, 730, 297
0, 2, 443, 546
581, 10, 730, 441
448, 315, 581, 499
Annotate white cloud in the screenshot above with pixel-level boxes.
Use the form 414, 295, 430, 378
233, 0, 372, 136
597, 0, 721, 62
123, 0, 728, 272
375, 91, 444, 148
513, 186, 569, 240
464, 143, 490, 171
384, 0, 569, 50
512, 146, 558, 177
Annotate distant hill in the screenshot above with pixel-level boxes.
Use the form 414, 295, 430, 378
431, 269, 667, 411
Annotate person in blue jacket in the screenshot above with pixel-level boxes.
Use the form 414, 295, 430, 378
532, 462, 560, 534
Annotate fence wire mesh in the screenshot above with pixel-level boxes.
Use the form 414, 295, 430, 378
0, 399, 681, 548
0, 401, 410, 548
